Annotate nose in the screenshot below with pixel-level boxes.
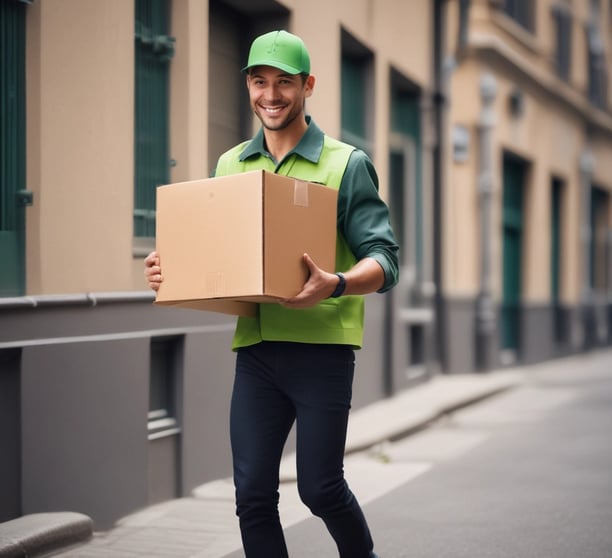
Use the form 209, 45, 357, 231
262, 84, 281, 102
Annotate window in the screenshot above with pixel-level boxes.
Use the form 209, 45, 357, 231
148, 337, 182, 438
552, 4, 572, 81
389, 73, 422, 276
585, 20, 608, 109
341, 29, 374, 156
502, 0, 535, 31
134, 0, 174, 243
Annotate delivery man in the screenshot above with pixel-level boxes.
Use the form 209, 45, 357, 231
145, 29, 398, 558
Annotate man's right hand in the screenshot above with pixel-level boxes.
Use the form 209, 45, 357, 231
144, 251, 163, 292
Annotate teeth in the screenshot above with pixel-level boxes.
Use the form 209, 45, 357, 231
264, 107, 282, 113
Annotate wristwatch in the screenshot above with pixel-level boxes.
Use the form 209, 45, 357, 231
329, 272, 346, 298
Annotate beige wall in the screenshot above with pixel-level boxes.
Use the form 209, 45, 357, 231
169, 0, 210, 185
444, 59, 486, 297
591, 134, 612, 188
20, 0, 612, 303
26, 0, 134, 294
23, 0, 435, 295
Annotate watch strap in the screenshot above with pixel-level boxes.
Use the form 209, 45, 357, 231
329, 272, 346, 298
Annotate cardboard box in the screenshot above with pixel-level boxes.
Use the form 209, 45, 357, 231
154, 170, 338, 316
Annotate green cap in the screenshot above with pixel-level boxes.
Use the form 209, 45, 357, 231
243, 30, 310, 75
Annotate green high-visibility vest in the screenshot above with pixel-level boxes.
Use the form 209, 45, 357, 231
215, 135, 365, 349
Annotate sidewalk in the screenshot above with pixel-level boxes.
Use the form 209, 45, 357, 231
45, 366, 521, 558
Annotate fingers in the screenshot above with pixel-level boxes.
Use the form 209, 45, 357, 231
144, 251, 159, 267
302, 253, 317, 272
146, 270, 163, 291
144, 251, 163, 291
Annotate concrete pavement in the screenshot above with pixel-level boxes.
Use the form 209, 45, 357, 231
45, 364, 523, 557
268, 348, 612, 558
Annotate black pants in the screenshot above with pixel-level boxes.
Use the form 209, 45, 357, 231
230, 341, 375, 557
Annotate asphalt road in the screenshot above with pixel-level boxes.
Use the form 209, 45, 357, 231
237, 351, 612, 558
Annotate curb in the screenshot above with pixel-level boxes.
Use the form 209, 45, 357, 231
345, 371, 522, 453
0, 512, 93, 558
279, 370, 522, 482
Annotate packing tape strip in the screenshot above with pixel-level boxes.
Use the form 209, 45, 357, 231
293, 180, 309, 207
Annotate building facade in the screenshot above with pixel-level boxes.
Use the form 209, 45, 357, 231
0, 0, 440, 528
1, 0, 611, 530
442, 0, 612, 371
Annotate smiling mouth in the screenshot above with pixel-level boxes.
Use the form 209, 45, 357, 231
262, 106, 285, 114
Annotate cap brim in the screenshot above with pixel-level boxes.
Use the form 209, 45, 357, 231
242, 61, 303, 74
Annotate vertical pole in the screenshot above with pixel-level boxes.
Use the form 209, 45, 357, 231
432, 0, 448, 371
475, 73, 497, 371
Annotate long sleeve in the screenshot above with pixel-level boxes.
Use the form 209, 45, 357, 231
337, 150, 400, 292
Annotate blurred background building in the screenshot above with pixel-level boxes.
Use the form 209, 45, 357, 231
1, 0, 610, 529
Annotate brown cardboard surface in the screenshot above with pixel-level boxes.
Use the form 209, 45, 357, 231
154, 170, 337, 316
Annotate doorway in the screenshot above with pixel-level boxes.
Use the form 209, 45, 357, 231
501, 154, 527, 359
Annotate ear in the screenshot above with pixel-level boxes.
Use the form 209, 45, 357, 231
304, 74, 316, 98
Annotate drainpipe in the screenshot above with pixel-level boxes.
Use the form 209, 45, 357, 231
475, 73, 498, 371
432, 0, 448, 371
432, 0, 471, 372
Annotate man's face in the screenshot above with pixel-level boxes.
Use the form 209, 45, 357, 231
246, 66, 314, 132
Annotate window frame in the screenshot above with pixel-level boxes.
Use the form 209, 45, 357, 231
148, 336, 183, 440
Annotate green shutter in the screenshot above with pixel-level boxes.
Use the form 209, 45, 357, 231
501, 156, 525, 351
134, 0, 174, 238
0, 0, 27, 296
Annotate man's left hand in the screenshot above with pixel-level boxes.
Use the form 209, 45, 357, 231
279, 253, 337, 309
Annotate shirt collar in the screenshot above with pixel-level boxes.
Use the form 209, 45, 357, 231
238, 115, 324, 164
